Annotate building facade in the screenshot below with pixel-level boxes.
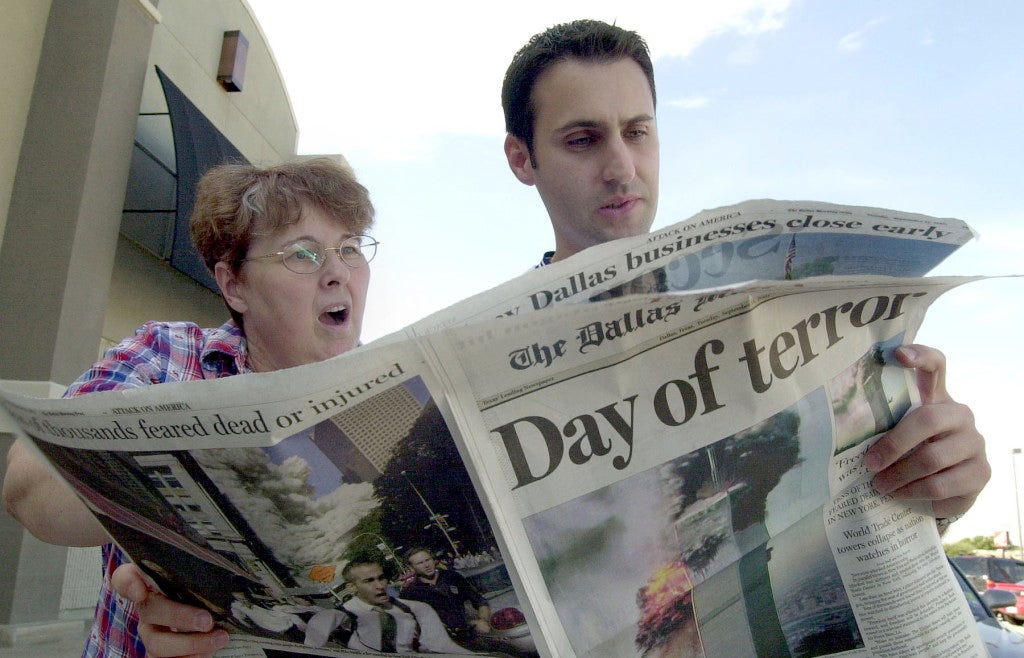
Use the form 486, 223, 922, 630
0, 0, 324, 646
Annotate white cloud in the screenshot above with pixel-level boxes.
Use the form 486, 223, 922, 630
838, 17, 886, 52
838, 31, 865, 52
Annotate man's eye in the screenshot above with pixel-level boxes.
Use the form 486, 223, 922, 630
340, 244, 362, 257
626, 128, 648, 140
565, 134, 597, 149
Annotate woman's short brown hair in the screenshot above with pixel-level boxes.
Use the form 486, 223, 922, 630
190, 157, 375, 274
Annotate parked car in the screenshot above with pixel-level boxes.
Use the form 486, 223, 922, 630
951, 555, 1024, 623
949, 558, 1024, 657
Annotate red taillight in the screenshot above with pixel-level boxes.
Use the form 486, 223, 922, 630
987, 580, 996, 589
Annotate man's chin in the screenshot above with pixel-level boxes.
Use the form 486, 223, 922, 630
604, 215, 654, 239
598, 225, 647, 244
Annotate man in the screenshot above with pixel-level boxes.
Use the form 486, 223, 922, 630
502, 19, 658, 267
402, 548, 491, 634
325, 558, 471, 654
500, 18, 989, 530
401, 547, 531, 656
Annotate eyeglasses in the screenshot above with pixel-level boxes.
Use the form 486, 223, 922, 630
243, 235, 379, 274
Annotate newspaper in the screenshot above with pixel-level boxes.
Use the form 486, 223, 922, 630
403, 198, 972, 333
0, 201, 990, 657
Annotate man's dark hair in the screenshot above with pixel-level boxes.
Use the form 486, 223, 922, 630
342, 556, 385, 583
403, 546, 434, 561
501, 19, 656, 156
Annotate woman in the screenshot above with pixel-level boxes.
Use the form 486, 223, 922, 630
2, 157, 378, 657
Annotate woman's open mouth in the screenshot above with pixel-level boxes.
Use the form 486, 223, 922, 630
320, 304, 349, 326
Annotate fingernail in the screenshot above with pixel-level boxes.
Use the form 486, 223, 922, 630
194, 610, 214, 631
212, 629, 230, 649
864, 451, 882, 472
128, 581, 147, 602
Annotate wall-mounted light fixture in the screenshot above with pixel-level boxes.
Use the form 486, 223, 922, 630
217, 30, 249, 92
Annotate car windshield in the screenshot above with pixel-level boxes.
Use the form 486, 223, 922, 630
951, 561, 993, 622
993, 561, 1024, 582
953, 557, 985, 576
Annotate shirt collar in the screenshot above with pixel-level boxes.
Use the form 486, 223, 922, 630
535, 250, 555, 269
201, 319, 251, 375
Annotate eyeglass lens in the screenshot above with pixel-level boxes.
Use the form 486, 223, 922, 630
281, 236, 376, 273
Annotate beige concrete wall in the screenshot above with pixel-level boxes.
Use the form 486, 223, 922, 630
107, 0, 300, 344
2, 0, 299, 356
0, 0, 54, 246
1, 0, 161, 635
1, 0, 161, 384
142, 0, 297, 163
0, 0, 303, 638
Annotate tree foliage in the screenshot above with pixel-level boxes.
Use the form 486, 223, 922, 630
944, 535, 1014, 556
374, 400, 494, 559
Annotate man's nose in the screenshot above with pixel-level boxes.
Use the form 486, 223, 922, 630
602, 136, 637, 185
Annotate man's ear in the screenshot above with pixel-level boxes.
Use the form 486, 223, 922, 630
215, 261, 248, 316
504, 134, 536, 186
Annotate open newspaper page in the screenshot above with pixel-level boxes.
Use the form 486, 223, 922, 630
422, 275, 988, 657
404, 199, 974, 335
0, 341, 541, 658
0, 200, 982, 657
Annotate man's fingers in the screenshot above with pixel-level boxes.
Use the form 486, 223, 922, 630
868, 401, 985, 495
894, 344, 948, 404
868, 402, 989, 519
875, 450, 988, 502
866, 342, 989, 521
876, 457, 987, 519
865, 401, 976, 474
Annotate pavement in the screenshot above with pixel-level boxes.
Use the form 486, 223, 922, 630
0, 623, 88, 658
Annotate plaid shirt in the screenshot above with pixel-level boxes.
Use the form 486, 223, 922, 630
73, 320, 248, 658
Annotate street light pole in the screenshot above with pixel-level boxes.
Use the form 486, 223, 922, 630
1014, 449, 1023, 561
400, 470, 462, 557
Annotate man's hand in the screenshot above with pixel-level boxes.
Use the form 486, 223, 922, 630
112, 564, 230, 658
864, 344, 990, 520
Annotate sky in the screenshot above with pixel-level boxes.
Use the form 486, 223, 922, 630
244, 0, 1023, 544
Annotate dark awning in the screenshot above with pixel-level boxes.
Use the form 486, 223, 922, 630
156, 66, 248, 292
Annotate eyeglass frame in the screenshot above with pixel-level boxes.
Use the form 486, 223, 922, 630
242, 235, 379, 274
